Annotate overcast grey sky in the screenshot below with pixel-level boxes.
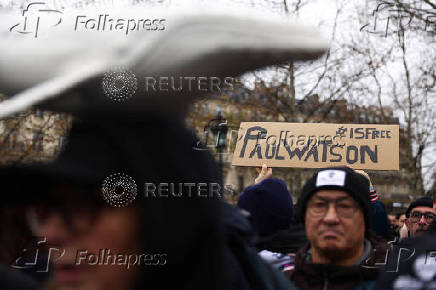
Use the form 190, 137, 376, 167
1, 0, 434, 189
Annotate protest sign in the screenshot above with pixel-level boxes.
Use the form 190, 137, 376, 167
231, 122, 399, 170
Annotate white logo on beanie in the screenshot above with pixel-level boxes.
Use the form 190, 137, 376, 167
316, 170, 346, 187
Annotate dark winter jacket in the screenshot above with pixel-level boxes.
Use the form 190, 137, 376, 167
223, 202, 297, 290
370, 200, 392, 241
375, 233, 436, 290
290, 232, 388, 290
256, 221, 308, 254
382, 223, 436, 275
0, 264, 39, 290
427, 219, 436, 234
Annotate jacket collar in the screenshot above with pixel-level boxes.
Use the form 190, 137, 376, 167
293, 231, 388, 282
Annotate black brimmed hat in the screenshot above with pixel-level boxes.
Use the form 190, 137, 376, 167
405, 197, 434, 218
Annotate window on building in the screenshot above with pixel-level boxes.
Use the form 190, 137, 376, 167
216, 105, 222, 115
328, 108, 336, 117
9, 130, 18, 149
55, 136, 65, 153
238, 175, 245, 193
32, 132, 44, 153
236, 108, 241, 119
35, 109, 43, 118
201, 104, 209, 117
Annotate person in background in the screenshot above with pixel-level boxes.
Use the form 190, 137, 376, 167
252, 165, 309, 259
397, 213, 406, 229
254, 165, 309, 256
375, 204, 436, 290
291, 167, 388, 290
354, 170, 392, 241
388, 214, 399, 229
404, 196, 436, 238
388, 214, 400, 240
238, 177, 294, 239
237, 171, 295, 272
375, 233, 436, 290
396, 213, 408, 241
237, 164, 307, 272
398, 225, 409, 241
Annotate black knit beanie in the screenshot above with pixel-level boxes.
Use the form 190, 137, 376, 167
296, 166, 372, 231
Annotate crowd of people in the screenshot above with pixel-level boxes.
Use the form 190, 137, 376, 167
0, 5, 434, 289
1, 137, 435, 290
237, 165, 436, 290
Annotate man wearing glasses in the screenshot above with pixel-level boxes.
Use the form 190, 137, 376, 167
405, 197, 436, 238
290, 167, 388, 290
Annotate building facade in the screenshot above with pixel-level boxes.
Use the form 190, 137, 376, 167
186, 83, 413, 210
